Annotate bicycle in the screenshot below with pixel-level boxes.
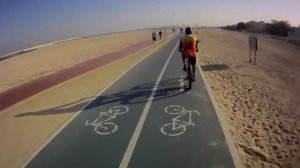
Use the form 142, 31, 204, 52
185, 57, 193, 90
179, 48, 198, 91
161, 105, 200, 136
85, 106, 129, 135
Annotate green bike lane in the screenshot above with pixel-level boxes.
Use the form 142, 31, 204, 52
24, 36, 236, 168
127, 46, 235, 168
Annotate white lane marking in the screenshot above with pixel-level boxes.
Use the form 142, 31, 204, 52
20, 38, 173, 168
119, 42, 179, 168
179, 78, 184, 92
160, 105, 200, 136
85, 106, 129, 135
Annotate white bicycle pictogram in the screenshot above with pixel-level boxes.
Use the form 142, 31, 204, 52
161, 105, 200, 136
85, 106, 129, 135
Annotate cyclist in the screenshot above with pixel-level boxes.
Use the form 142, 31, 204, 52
178, 27, 199, 81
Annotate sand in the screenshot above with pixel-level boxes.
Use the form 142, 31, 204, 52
196, 29, 300, 168
0, 30, 154, 93
0, 33, 174, 168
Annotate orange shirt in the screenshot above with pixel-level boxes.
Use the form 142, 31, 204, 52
180, 35, 198, 57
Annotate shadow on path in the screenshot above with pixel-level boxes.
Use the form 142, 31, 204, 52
15, 78, 185, 117
87, 78, 184, 110
14, 98, 93, 117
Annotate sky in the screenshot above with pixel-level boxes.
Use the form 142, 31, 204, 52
0, 0, 299, 56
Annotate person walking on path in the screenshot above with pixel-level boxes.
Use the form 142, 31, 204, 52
152, 31, 157, 43
159, 30, 162, 40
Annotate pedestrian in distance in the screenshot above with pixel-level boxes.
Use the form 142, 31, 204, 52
159, 30, 162, 40
152, 31, 157, 43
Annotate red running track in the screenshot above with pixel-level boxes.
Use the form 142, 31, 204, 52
0, 39, 157, 111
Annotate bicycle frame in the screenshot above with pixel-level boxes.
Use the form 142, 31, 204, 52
85, 106, 129, 135
171, 110, 197, 130
86, 111, 115, 126
161, 105, 200, 136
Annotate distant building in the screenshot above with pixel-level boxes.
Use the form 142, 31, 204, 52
288, 28, 300, 44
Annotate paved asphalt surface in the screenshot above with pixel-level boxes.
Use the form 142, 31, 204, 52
25, 36, 235, 168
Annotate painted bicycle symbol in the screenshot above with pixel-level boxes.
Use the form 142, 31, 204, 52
85, 106, 129, 135
161, 105, 200, 136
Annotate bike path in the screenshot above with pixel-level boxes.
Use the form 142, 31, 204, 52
25, 36, 235, 168
25, 36, 181, 168
128, 45, 234, 168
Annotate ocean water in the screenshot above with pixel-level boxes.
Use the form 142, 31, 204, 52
0, 28, 147, 59
0, 33, 84, 59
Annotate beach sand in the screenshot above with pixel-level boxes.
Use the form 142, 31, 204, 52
0, 30, 153, 93
196, 29, 300, 168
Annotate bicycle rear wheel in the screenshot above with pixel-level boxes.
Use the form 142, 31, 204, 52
187, 64, 192, 90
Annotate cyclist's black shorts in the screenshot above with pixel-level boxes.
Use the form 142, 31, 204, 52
188, 57, 196, 65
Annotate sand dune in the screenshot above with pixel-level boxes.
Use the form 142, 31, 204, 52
196, 29, 300, 168
0, 30, 153, 93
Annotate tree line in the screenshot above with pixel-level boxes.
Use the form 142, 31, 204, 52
222, 20, 297, 37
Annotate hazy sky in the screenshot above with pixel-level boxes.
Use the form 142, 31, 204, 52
0, 0, 299, 56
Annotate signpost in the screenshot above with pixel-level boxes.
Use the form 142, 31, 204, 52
249, 36, 258, 65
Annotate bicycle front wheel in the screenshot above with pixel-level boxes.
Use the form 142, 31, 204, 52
164, 105, 185, 114
161, 123, 186, 136
95, 122, 118, 135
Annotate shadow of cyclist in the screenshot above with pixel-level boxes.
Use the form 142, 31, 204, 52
15, 78, 185, 117
86, 78, 184, 109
